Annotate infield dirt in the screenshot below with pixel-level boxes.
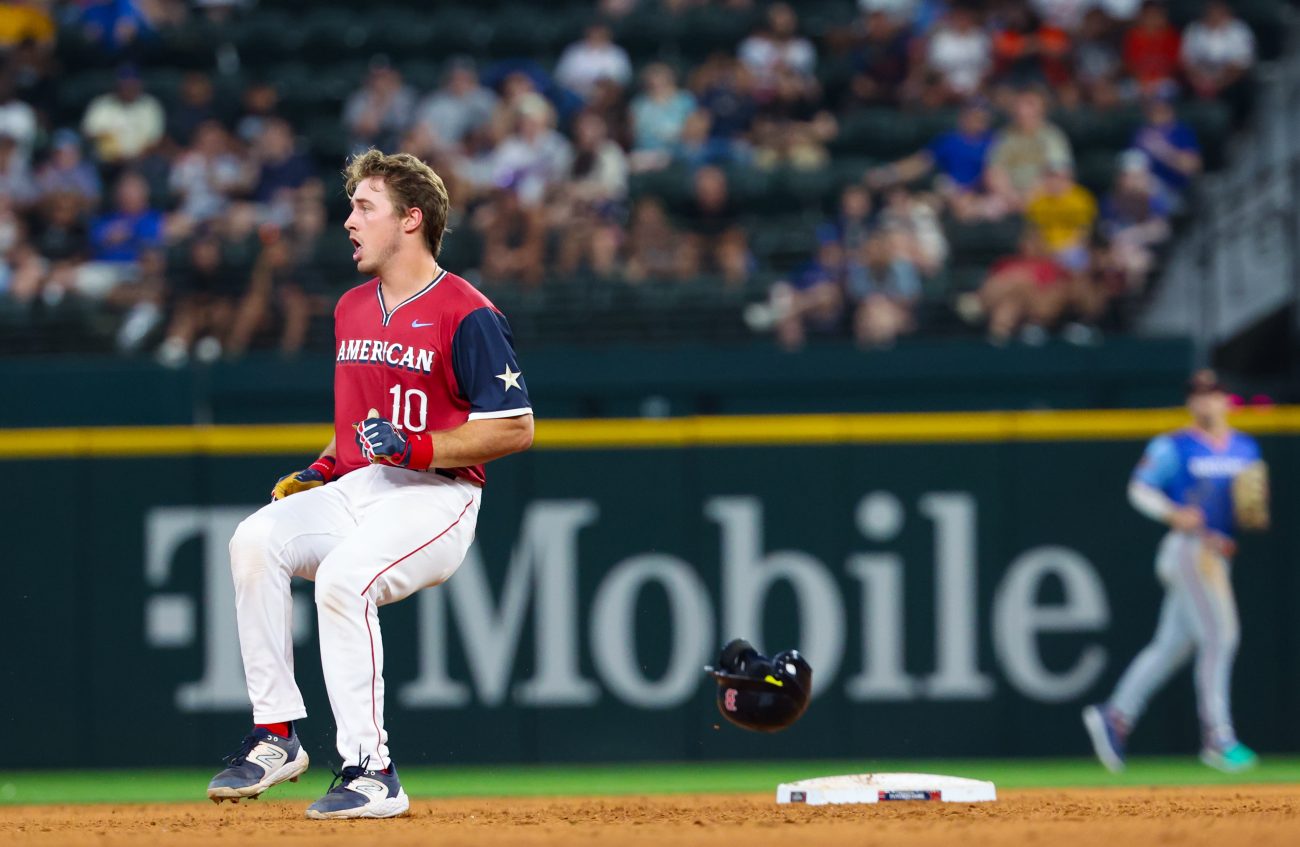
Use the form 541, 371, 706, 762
4, 786, 1299, 846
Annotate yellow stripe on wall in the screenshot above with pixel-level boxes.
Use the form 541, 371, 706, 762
1, 406, 1299, 459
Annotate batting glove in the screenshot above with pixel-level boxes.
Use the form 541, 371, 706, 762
355, 411, 433, 470
271, 455, 336, 501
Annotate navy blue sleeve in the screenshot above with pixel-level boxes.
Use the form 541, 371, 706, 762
451, 307, 533, 420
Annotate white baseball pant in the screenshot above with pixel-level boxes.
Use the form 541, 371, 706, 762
228, 464, 480, 769
1108, 530, 1240, 748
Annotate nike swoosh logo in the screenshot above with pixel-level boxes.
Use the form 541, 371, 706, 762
411, 320, 434, 328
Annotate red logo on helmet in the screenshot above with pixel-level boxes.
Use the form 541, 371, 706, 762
724, 688, 738, 712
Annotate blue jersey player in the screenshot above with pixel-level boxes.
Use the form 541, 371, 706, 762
1084, 371, 1268, 773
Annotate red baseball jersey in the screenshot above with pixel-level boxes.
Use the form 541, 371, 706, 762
332, 269, 532, 485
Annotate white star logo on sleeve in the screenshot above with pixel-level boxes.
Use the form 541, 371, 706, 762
495, 365, 522, 391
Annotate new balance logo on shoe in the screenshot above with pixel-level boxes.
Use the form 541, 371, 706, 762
252, 744, 288, 772
348, 777, 389, 799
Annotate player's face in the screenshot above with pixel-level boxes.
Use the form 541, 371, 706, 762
1189, 390, 1229, 427
345, 177, 404, 275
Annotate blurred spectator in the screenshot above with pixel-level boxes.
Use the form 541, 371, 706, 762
1023, 161, 1096, 283
0, 1, 56, 50
958, 234, 1067, 344
0, 72, 37, 165
555, 23, 633, 101
157, 233, 242, 366
751, 57, 834, 170
235, 81, 280, 145
1098, 151, 1171, 291
0, 132, 36, 210
991, 6, 1071, 93
585, 77, 631, 150
1073, 8, 1125, 109
551, 112, 627, 277
752, 110, 830, 170
745, 236, 846, 350
739, 2, 817, 102
35, 130, 102, 210
847, 10, 910, 107
599, 0, 638, 17
823, 184, 875, 254
7, 37, 57, 119
1095, 0, 1141, 22
24, 192, 89, 305
81, 171, 163, 298
167, 71, 219, 147
623, 196, 689, 282
867, 100, 995, 221
1181, 1, 1254, 105
985, 88, 1073, 210
486, 94, 572, 207
112, 246, 168, 351
1030, 0, 1091, 31
878, 187, 947, 276
343, 58, 416, 152
673, 109, 744, 168
487, 70, 544, 143
629, 63, 697, 170
249, 118, 317, 218
227, 206, 327, 358
79, 0, 157, 52
473, 184, 545, 286
1122, 1, 1180, 96
0, 195, 41, 302
859, 0, 941, 33
846, 233, 921, 347
170, 120, 249, 230
680, 165, 750, 285
81, 65, 165, 165
414, 58, 498, 153
1129, 91, 1200, 208
913, 6, 991, 107
692, 54, 757, 148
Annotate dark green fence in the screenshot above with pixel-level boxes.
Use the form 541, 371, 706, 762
6, 422, 1299, 768
0, 337, 1193, 427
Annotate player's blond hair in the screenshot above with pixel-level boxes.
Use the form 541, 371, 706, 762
344, 149, 450, 257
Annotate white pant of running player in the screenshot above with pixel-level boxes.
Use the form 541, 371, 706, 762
228, 464, 480, 769
1108, 531, 1240, 747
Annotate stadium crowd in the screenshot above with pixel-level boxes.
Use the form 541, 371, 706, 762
0, 0, 1262, 359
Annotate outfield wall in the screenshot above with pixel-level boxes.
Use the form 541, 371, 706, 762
5, 408, 1300, 768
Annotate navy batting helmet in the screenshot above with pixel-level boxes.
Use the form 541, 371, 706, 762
707, 638, 812, 733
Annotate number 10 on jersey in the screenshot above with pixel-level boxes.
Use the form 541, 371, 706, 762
389, 385, 428, 431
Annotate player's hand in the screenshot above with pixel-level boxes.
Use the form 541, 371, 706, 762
355, 408, 434, 470
271, 455, 336, 500
1169, 505, 1205, 533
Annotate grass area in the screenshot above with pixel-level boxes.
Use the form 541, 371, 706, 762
3, 757, 1300, 806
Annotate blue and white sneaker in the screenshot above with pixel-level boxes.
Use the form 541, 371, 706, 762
305, 759, 409, 820
207, 727, 309, 802
1201, 742, 1259, 773
1082, 704, 1127, 773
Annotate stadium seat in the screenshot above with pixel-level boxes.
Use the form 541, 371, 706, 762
1053, 106, 1142, 153
1178, 100, 1231, 169
1076, 150, 1120, 197
944, 219, 1023, 265
830, 109, 932, 160
224, 11, 304, 68
296, 8, 375, 64
485, 4, 567, 59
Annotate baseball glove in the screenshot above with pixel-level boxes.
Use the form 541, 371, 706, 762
1232, 460, 1270, 532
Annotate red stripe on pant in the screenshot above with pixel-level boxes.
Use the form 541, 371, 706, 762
360, 496, 476, 765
